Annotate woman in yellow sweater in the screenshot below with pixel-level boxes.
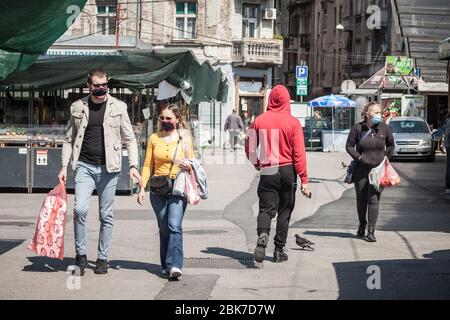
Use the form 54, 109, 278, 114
137, 104, 194, 280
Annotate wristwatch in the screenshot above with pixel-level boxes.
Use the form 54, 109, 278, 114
130, 165, 138, 170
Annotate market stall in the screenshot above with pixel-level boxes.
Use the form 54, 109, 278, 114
0, 49, 227, 193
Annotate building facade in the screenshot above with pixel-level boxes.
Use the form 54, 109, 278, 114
54, 0, 283, 120
282, 0, 406, 100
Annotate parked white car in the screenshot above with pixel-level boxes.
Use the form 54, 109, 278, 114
388, 116, 435, 162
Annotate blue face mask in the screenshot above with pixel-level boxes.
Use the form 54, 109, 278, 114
371, 114, 383, 125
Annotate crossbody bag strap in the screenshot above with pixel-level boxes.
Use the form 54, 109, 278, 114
356, 124, 372, 153
168, 134, 182, 176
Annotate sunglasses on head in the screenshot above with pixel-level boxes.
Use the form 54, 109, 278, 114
91, 82, 108, 88
159, 116, 173, 121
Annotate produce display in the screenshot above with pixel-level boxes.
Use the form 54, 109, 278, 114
0, 126, 28, 142
0, 126, 66, 145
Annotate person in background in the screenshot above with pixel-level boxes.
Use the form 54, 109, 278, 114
443, 111, 450, 196
345, 102, 395, 242
314, 110, 322, 119
224, 109, 244, 151
242, 111, 251, 131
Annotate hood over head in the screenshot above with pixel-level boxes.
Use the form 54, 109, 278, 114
267, 84, 291, 114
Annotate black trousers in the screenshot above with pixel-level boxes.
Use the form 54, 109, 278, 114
446, 148, 450, 189
353, 165, 381, 227
257, 165, 297, 248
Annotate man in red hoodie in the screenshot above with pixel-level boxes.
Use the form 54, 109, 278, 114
245, 84, 310, 264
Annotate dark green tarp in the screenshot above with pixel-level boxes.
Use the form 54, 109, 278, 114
0, 0, 87, 80
0, 49, 227, 105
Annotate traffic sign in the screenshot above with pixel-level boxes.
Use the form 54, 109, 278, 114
296, 66, 308, 79
296, 78, 308, 96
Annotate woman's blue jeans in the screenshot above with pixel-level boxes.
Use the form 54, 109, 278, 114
150, 192, 187, 271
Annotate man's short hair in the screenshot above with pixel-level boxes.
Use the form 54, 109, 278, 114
87, 68, 107, 84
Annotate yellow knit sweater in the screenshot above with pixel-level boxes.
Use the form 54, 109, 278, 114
141, 132, 194, 189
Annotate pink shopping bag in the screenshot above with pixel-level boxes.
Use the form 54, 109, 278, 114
28, 183, 68, 260
380, 158, 401, 188
184, 171, 200, 205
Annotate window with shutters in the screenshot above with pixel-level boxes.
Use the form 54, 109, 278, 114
175, 1, 197, 39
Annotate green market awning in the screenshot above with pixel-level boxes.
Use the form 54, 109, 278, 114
0, 0, 87, 80
0, 49, 227, 105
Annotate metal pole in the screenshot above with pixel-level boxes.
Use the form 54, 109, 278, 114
332, 106, 335, 151
135, 0, 140, 47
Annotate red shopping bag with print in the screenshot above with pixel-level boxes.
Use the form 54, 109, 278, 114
380, 158, 401, 188
28, 183, 68, 260
185, 171, 201, 205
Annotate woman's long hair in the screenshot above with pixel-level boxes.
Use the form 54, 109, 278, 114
361, 101, 381, 122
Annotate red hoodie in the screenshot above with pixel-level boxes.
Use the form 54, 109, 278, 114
245, 85, 308, 184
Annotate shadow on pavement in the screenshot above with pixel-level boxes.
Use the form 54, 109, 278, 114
201, 247, 271, 263
0, 239, 25, 256
334, 249, 450, 299
22, 256, 74, 272
109, 260, 166, 279
303, 230, 357, 239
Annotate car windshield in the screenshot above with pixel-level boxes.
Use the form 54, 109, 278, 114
389, 121, 429, 134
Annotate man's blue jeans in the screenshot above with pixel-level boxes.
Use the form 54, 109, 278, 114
150, 192, 187, 271
74, 161, 119, 260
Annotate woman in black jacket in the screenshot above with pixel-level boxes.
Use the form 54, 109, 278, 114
346, 102, 395, 242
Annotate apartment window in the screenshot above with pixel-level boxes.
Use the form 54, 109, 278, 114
366, 38, 372, 63
242, 4, 260, 38
334, 7, 337, 32
175, 1, 197, 39
96, 1, 117, 35
354, 39, 361, 64
317, 12, 321, 36
354, 0, 363, 15
322, 8, 328, 32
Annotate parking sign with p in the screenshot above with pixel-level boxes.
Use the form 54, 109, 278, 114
296, 66, 308, 79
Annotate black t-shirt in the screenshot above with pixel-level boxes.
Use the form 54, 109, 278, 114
79, 99, 107, 165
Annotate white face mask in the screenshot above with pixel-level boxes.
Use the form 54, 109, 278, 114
372, 114, 382, 124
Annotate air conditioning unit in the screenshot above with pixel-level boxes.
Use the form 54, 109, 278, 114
263, 8, 277, 20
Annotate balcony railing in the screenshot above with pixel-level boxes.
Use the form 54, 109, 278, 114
232, 38, 283, 65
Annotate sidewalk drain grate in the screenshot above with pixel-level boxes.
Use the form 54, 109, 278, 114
184, 257, 256, 269
184, 229, 228, 235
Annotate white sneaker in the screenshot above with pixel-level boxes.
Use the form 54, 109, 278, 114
169, 267, 182, 279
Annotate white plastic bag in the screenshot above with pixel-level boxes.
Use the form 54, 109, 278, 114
172, 170, 186, 197
368, 157, 387, 193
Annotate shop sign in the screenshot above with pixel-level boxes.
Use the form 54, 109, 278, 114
385, 56, 414, 76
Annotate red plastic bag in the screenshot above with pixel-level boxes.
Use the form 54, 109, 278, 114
380, 158, 401, 188
184, 171, 200, 205
28, 183, 68, 260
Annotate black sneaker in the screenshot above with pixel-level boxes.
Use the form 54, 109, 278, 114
273, 247, 288, 263
94, 259, 109, 274
74, 254, 88, 276
254, 233, 269, 263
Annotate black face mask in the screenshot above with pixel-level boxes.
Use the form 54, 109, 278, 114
92, 86, 108, 97
161, 121, 176, 132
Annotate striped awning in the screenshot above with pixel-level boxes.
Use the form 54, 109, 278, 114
392, 0, 450, 82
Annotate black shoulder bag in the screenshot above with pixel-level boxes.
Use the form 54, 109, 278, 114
344, 126, 372, 184
149, 137, 181, 195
